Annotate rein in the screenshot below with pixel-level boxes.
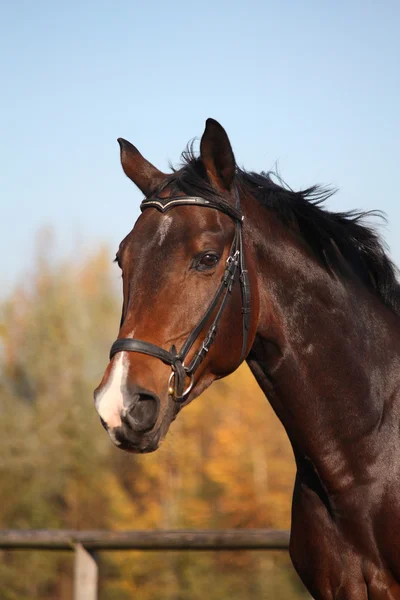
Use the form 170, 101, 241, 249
109, 191, 251, 402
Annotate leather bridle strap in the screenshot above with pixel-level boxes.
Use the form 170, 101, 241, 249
109, 193, 250, 402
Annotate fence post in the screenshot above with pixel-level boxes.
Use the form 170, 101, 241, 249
73, 543, 98, 600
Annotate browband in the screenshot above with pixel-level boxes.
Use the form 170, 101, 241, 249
140, 195, 243, 223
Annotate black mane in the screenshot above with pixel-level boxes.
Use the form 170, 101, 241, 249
155, 147, 400, 315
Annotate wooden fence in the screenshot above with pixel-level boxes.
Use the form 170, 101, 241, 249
0, 529, 290, 600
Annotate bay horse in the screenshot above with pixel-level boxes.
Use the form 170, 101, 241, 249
94, 119, 400, 599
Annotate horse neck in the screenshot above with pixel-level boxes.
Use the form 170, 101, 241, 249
243, 193, 400, 486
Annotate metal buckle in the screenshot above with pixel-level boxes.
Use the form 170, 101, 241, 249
168, 370, 195, 402
226, 249, 240, 266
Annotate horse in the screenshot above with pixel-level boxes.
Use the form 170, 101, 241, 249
94, 118, 400, 599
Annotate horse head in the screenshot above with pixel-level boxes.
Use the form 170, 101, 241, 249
94, 119, 259, 453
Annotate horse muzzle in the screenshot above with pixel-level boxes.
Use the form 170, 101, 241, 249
94, 379, 162, 452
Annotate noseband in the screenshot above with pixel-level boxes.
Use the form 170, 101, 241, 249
109, 191, 251, 402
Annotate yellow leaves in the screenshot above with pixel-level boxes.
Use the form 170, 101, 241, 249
168, 364, 296, 530
99, 472, 138, 529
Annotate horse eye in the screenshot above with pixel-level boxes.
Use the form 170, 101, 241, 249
198, 253, 219, 270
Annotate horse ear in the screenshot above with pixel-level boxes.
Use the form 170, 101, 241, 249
200, 119, 236, 191
117, 138, 166, 197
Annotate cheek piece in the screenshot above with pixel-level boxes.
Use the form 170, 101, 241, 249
109, 189, 251, 402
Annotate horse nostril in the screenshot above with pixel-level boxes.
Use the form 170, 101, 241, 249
123, 393, 160, 433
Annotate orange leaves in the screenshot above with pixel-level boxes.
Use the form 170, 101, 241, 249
185, 366, 295, 530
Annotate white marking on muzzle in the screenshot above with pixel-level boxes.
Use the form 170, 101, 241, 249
95, 352, 128, 429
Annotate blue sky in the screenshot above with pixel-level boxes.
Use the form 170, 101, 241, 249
1, 0, 399, 292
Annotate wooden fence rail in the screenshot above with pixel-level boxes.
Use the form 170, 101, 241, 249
0, 529, 290, 600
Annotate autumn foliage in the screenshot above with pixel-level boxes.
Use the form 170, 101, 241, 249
0, 238, 309, 599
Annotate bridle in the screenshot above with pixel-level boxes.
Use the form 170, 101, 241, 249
109, 189, 251, 402
109, 191, 251, 401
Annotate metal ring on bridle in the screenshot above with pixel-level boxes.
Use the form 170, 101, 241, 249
168, 370, 195, 402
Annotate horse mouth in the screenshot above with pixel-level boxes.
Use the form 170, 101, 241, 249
110, 424, 163, 454
119, 442, 159, 454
